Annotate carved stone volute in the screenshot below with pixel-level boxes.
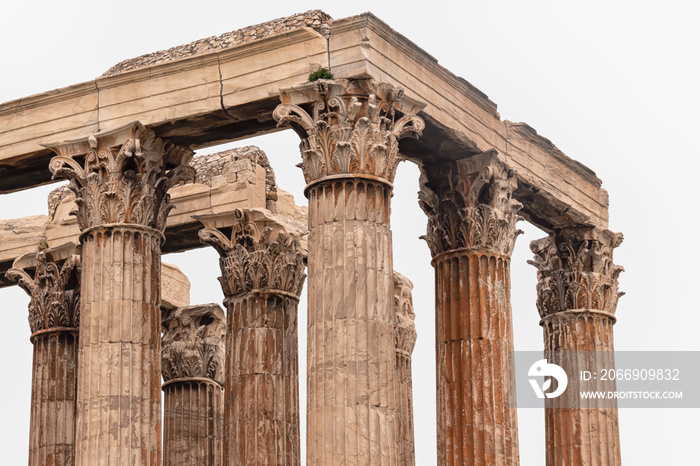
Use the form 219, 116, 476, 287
273, 79, 425, 185
45, 122, 195, 233
419, 152, 523, 258
161, 304, 226, 385
529, 227, 624, 319
394, 272, 416, 355
6, 251, 81, 335
199, 209, 306, 298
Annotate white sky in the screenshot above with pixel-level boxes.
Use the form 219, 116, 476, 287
1, 1, 698, 464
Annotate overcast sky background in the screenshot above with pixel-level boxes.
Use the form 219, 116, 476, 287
1, 1, 698, 464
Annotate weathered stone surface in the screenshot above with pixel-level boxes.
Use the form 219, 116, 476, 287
328, 13, 609, 229
79, 224, 163, 465
0, 145, 302, 287
199, 209, 306, 466
0, 216, 50, 286
162, 304, 226, 466
394, 272, 417, 466
274, 79, 425, 185
6, 248, 80, 466
419, 150, 523, 258
46, 122, 192, 465
190, 146, 278, 209
420, 152, 521, 466
0, 27, 328, 193
6, 239, 189, 313
276, 188, 308, 223
46, 122, 195, 232
161, 263, 191, 310
103, 10, 333, 77
7, 249, 80, 334
529, 227, 624, 319
530, 227, 623, 466
0, 11, 626, 466
162, 304, 226, 385
0, 12, 609, 235
275, 80, 424, 465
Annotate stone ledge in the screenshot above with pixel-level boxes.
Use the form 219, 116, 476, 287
102, 10, 333, 77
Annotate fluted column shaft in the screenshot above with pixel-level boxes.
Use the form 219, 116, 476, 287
433, 250, 518, 464
78, 225, 163, 464
162, 304, 226, 466
46, 122, 195, 465
542, 313, 619, 466
274, 78, 425, 466
163, 381, 224, 465
224, 292, 300, 465
30, 330, 79, 465
7, 250, 81, 466
306, 179, 397, 464
394, 272, 417, 466
199, 210, 306, 466
420, 153, 522, 466
530, 227, 624, 466
395, 350, 414, 465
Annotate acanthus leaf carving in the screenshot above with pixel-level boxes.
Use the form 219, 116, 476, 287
161, 304, 226, 385
528, 227, 624, 318
274, 80, 425, 184
199, 209, 306, 298
6, 252, 81, 335
419, 153, 523, 257
46, 122, 195, 232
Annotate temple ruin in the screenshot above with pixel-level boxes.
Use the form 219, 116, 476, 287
0, 10, 623, 466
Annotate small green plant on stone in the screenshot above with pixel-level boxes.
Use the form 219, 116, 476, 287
308, 67, 334, 82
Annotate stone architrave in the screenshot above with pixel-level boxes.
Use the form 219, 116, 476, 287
529, 227, 624, 466
274, 79, 425, 465
45, 122, 195, 465
419, 151, 522, 466
393, 272, 417, 466
199, 209, 306, 465
7, 248, 80, 466
161, 304, 226, 466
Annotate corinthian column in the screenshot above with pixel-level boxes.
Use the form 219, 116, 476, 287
45, 122, 195, 465
394, 272, 417, 466
7, 247, 80, 466
199, 210, 306, 465
162, 304, 226, 466
419, 152, 522, 466
274, 79, 425, 465
529, 227, 624, 466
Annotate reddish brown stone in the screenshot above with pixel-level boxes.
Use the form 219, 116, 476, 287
7, 250, 80, 466
162, 304, 226, 466
530, 227, 624, 466
420, 153, 522, 465
199, 210, 306, 465
274, 79, 425, 466
163, 381, 224, 466
46, 122, 194, 465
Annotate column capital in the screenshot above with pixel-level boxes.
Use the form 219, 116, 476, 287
44, 121, 195, 232
198, 209, 306, 298
394, 272, 416, 355
273, 79, 425, 186
419, 151, 523, 258
529, 226, 624, 319
6, 247, 80, 335
161, 304, 226, 385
